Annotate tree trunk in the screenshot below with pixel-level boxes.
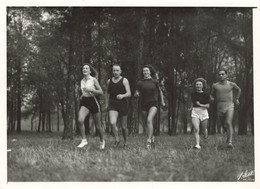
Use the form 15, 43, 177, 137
171, 84, 177, 135
16, 60, 22, 132
38, 111, 41, 132
238, 57, 252, 135
61, 102, 74, 140
134, 11, 146, 134
168, 85, 172, 135
41, 111, 45, 132
62, 10, 76, 140
12, 101, 16, 131
74, 84, 80, 135
57, 103, 60, 132
48, 101, 51, 132
31, 111, 36, 131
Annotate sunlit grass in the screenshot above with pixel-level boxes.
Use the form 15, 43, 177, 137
7, 132, 254, 181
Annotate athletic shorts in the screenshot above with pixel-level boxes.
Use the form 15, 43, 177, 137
80, 97, 101, 114
217, 102, 234, 116
108, 99, 128, 116
191, 107, 209, 121
141, 101, 158, 112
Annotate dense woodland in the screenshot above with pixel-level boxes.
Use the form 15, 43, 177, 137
7, 7, 253, 139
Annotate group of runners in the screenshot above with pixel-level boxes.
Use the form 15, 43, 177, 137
76, 63, 241, 150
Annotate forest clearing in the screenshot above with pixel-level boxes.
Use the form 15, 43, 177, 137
6, 6, 256, 185
7, 131, 254, 181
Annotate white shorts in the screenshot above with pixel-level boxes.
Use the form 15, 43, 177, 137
191, 107, 209, 121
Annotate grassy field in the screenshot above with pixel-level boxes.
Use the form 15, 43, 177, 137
7, 131, 254, 182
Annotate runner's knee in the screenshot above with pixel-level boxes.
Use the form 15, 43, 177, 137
110, 119, 117, 126
78, 116, 85, 124
147, 118, 153, 126
193, 127, 199, 133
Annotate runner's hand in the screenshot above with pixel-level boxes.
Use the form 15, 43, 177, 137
196, 101, 201, 106
116, 94, 124, 100
235, 99, 240, 105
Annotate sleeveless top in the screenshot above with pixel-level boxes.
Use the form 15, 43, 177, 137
108, 77, 127, 101
214, 81, 234, 103
81, 76, 95, 97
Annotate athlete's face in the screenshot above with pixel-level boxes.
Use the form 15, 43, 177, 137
195, 81, 203, 92
218, 70, 227, 81
82, 65, 91, 75
143, 67, 151, 78
112, 66, 122, 78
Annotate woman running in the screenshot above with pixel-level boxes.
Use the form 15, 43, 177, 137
77, 63, 106, 150
134, 65, 165, 150
190, 78, 210, 150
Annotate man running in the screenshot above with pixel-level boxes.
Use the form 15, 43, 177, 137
210, 68, 241, 148
105, 64, 131, 147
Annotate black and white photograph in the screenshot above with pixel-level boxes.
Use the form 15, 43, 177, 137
1, 0, 260, 188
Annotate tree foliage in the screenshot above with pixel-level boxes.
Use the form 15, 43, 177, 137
7, 7, 253, 137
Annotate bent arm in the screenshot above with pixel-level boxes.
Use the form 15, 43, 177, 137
122, 78, 131, 98
105, 79, 110, 108
210, 84, 216, 102
159, 87, 165, 106
233, 83, 241, 99
199, 103, 210, 109
93, 78, 104, 95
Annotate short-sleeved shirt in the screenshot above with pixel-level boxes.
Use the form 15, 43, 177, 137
137, 79, 159, 105
191, 92, 210, 107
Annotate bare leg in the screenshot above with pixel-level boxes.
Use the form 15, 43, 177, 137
78, 106, 90, 139
191, 117, 200, 146
93, 112, 105, 142
141, 111, 148, 136
121, 115, 128, 144
225, 108, 234, 144
147, 107, 158, 141
217, 114, 226, 134
201, 119, 208, 139
109, 110, 119, 142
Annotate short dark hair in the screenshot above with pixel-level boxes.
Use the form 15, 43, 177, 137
142, 64, 156, 78
218, 68, 228, 74
82, 63, 98, 77
193, 77, 207, 90
112, 64, 122, 70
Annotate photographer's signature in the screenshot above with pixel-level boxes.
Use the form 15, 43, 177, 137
237, 170, 254, 181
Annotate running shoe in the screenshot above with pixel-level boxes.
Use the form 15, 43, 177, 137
193, 144, 201, 150
146, 141, 152, 150
151, 136, 155, 148
114, 141, 120, 148
227, 142, 234, 149
100, 139, 106, 150
77, 139, 88, 148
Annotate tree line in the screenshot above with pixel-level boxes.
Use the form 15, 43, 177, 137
7, 7, 253, 139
